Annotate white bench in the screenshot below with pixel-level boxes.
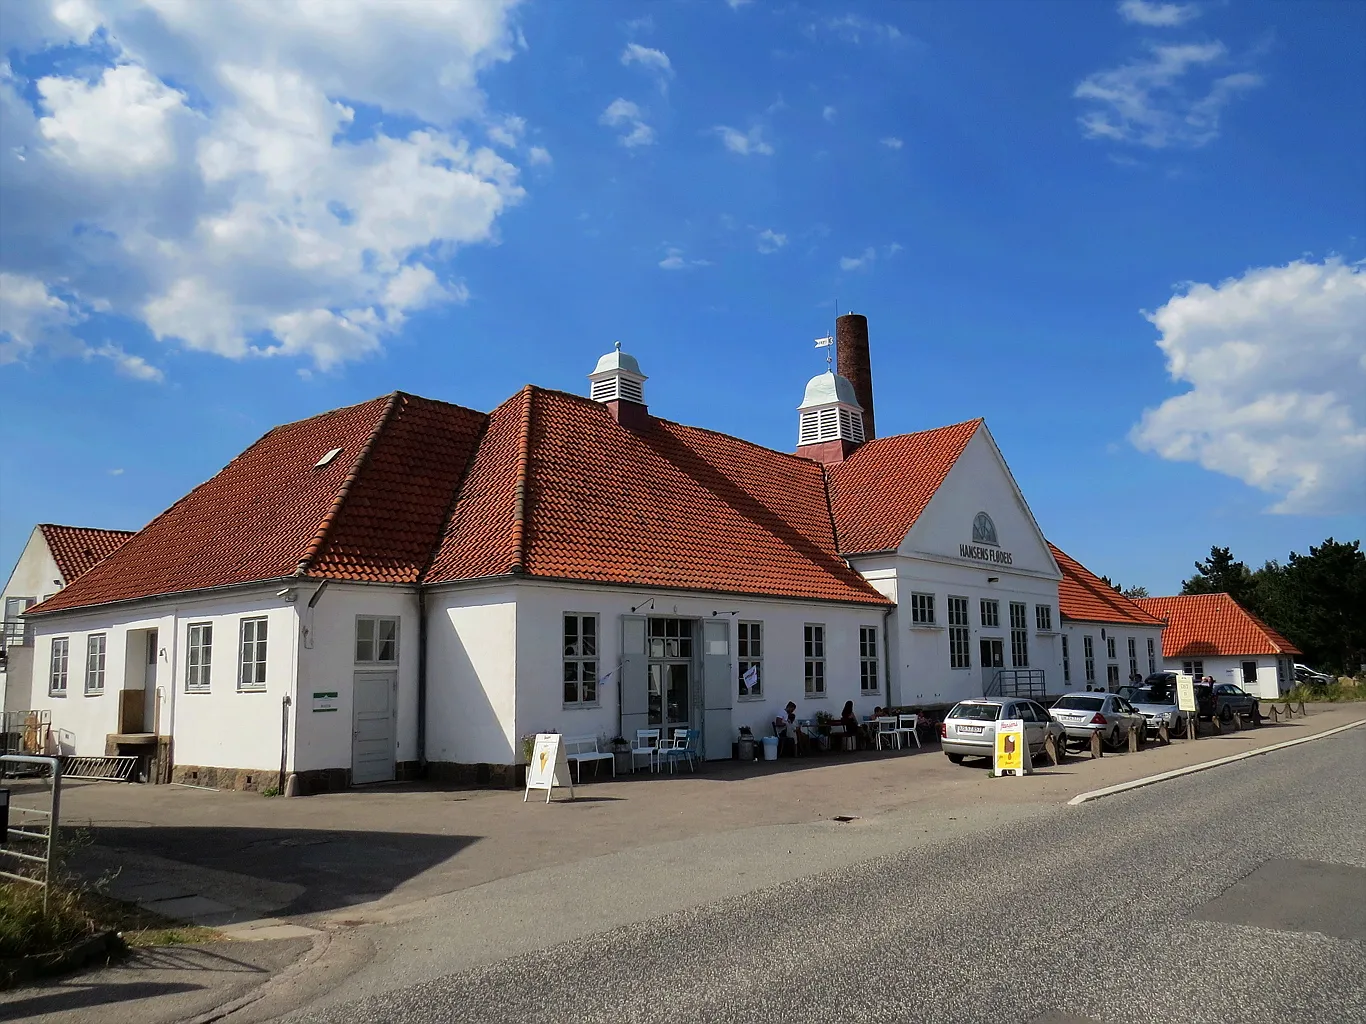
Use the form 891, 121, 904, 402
563, 735, 615, 783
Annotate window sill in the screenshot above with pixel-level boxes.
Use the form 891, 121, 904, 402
238, 686, 267, 693
804, 693, 828, 700
49, 691, 67, 698
355, 661, 399, 668
185, 687, 211, 695
84, 690, 104, 697
737, 694, 765, 702
909, 623, 943, 630
562, 703, 601, 711
1035, 630, 1056, 636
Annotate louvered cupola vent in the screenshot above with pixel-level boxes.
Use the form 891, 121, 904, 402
795, 370, 866, 463
588, 342, 650, 429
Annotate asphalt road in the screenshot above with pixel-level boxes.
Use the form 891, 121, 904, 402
286, 725, 1366, 1024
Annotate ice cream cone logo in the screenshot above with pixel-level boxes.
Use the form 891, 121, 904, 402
538, 750, 549, 774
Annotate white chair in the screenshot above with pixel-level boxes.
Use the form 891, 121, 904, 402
875, 716, 901, 751
630, 729, 661, 773
563, 735, 615, 783
896, 714, 921, 749
658, 728, 696, 774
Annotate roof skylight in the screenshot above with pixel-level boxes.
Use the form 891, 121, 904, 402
315, 447, 343, 468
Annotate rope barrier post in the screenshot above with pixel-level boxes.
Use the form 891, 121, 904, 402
1185, 715, 1196, 741
1127, 724, 1139, 753
1089, 730, 1102, 759
1158, 721, 1170, 745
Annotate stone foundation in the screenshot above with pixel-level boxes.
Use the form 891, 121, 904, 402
172, 759, 426, 795
426, 761, 523, 788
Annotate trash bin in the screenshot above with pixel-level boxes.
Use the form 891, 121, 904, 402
737, 735, 755, 761
761, 736, 778, 761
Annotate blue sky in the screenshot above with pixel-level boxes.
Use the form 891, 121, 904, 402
1, 0, 1363, 593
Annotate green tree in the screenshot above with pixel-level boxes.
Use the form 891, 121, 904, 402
1279, 539, 1366, 675
1182, 546, 1259, 610
1121, 585, 1150, 600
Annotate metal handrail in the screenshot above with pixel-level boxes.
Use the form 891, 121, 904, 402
985, 668, 1047, 698
0, 754, 62, 911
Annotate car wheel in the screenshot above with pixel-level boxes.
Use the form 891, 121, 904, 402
1219, 705, 1233, 723
946, 753, 964, 764
1052, 735, 1067, 765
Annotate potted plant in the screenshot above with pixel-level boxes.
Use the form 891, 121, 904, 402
814, 710, 834, 734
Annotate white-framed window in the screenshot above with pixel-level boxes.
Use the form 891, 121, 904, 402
737, 621, 763, 699
186, 622, 213, 692
356, 616, 399, 664
948, 596, 971, 669
804, 623, 825, 697
1083, 635, 1096, 684
1147, 638, 1156, 676
1035, 604, 1052, 632
980, 599, 1000, 629
910, 593, 936, 625
1009, 602, 1028, 668
859, 626, 879, 694
49, 637, 69, 696
1106, 636, 1117, 660
563, 613, 599, 707
1127, 637, 1138, 679
85, 633, 106, 694
3, 596, 36, 646
1276, 657, 1287, 689
1061, 635, 1071, 683
1107, 664, 1120, 687
1182, 659, 1204, 678
239, 617, 268, 690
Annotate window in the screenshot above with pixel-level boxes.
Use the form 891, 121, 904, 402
1009, 602, 1028, 667
980, 599, 1000, 629
563, 613, 599, 707
239, 617, 268, 690
738, 621, 763, 699
859, 626, 879, 694
1035, 604, 1052, 632
948, 596, 971, 669
1107, 664, 1120, 687
1276, 657, 1287, 689
1147, 638, 1156, 676
910, 593, 936, 626
85, 634, 106, 694
1182, 659, 1204, 678
3, 596, 36, 646
356, 616, 398, 663
186, 623, 213, 692
1061, 635, 1071, 683
1083, 636, 1096, 684
804, 623, 825, 697
49, 637, 69, 695
1106, 636, 1117, 661
1127, 637, 1138, 679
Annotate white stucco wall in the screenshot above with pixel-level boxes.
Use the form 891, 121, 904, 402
1061, 620, 1165, 693
426, 585, 519, 765
1, 528, 66, 712
1159, 653, 1290, 699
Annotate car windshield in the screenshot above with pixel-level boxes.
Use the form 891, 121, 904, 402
1054, 696, 1105, 711
1130, 685, 1176, 705
949, 703, 1001, 722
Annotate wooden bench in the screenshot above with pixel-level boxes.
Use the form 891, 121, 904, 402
563, 735, 615, 783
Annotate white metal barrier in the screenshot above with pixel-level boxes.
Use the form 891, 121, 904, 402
0, 754, 62, 912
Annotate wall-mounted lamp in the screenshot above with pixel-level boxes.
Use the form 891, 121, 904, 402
630, 597, 655, 614
276, 587, 298, 603
987, 577, 1000, 584
711, 610, 739, 617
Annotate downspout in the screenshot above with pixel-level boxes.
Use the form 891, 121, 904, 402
881, 605, 895, 709
417, 587, 428, 770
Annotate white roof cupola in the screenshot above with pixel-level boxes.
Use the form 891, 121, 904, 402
797, 370, 865, 452
588, 341, 651, 429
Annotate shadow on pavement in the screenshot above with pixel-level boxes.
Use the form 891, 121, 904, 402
0, 981, 204, 1019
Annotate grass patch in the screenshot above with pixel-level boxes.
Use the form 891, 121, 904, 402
1278, 681, 1366, 704
1, 883, 222, 959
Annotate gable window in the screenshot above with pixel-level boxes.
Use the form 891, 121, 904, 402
1061, 635, 1071, 683
563, 613, 599, 707
1127, 637, 1138, 679
859, 626, 879, 694
239, 617, 268, 690
85, 634, 107, 694
1106, 636, 1117, 661
1035, 604, 1052, 632
186, 623, 213, 692
356, 616, 399, 664
49, 637, 69, 696
948, 596, 971, 669
1083, 635, 1096, 684
803, 623, 825, 697
1147, 638, 1156, 676
1009, 602, 1028, 668
3, 596, 36, 646
737, 621, 763, 699
980, 599, 1000, 629
910, 593, 936, 626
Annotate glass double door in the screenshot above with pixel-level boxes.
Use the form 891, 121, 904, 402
647, 618, 695, 734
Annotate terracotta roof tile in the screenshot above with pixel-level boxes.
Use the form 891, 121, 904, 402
1049, 544, 1166, 627
38, 525, 135, 582
826, 420, 980, 554
1135, 594, 1300, 658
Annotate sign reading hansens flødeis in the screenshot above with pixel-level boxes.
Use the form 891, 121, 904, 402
959, 511, 1014, 566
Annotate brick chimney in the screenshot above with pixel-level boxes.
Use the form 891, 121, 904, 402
835, 313, 875, 440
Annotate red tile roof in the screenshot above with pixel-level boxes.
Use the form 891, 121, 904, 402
426, 388, 889, 605
1135, 594, 1300, 658
1049, 544, 1165, 627
826, 420, 981, 554
38, 525, 135, 582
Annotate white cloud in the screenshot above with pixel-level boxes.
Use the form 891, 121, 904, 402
822, 105, 836, 122
527, 145, 552, 165
1131, 258, 1366, 515
756, 229, 787, 254
0, 0, 527, 372
108, 467, 125, 476
0, 273, 79, 361
880, 136, 904, 149
883, 242, 903, 257
840, 247, 876, 271
659, 247, 709, 271
621, 43, 673, 85
1075, 41, 1260, 148
726, 0, 753, 9
601, 98, 656, 147
821, 15, 903, 44
94, 342, 164, 382
1118, 1, 1200, 27
714, 125, 773, 156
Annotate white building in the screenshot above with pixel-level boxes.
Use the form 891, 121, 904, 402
1049, 545, 1165, 693
1135, 594, 1299, 699
2, 524, 132, 716
23, 315, 1156, 792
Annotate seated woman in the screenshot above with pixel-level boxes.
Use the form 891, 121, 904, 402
839, 700, 862, 748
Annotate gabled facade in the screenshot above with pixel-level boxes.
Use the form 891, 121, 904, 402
1135, 593, 1299, 699
22, 316, 1148, 792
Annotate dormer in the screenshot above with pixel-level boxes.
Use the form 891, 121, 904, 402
796, 371, 865, 464
589, 342, 650, 429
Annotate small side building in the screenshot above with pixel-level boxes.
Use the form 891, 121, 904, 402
1135, 593, 1299, 699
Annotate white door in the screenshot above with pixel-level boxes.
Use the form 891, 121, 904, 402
351, 671, 396, 785
144, 630, 159, 733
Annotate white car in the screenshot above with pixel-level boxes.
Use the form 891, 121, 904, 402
1294, 663, 1333, 687
1048, 692, 1146, 750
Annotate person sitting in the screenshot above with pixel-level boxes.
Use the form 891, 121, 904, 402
839, 700, 862, 748
778, 700, 807, 756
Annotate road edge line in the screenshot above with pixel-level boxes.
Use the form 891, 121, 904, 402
1066, 717, 1366, 807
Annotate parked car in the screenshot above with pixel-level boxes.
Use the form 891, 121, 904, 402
1141, 671, 1215, 719
1204, 681, 1261, 725
939, 698, 1066, 765
1294, 663, 1334, 688
1122, 680, 1194, 735
1048, 692, 1146, 750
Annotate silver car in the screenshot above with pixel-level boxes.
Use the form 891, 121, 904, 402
940, 698, 1066, 765
1124, 680, 1193, 735
1048, 692, 1146, 749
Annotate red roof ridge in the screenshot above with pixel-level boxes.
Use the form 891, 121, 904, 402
1134, 593, 1300, 657
858, 417, 985, 449
509, 385, 535, 574
38, 523, 136, 535
295, 392, 403, 577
